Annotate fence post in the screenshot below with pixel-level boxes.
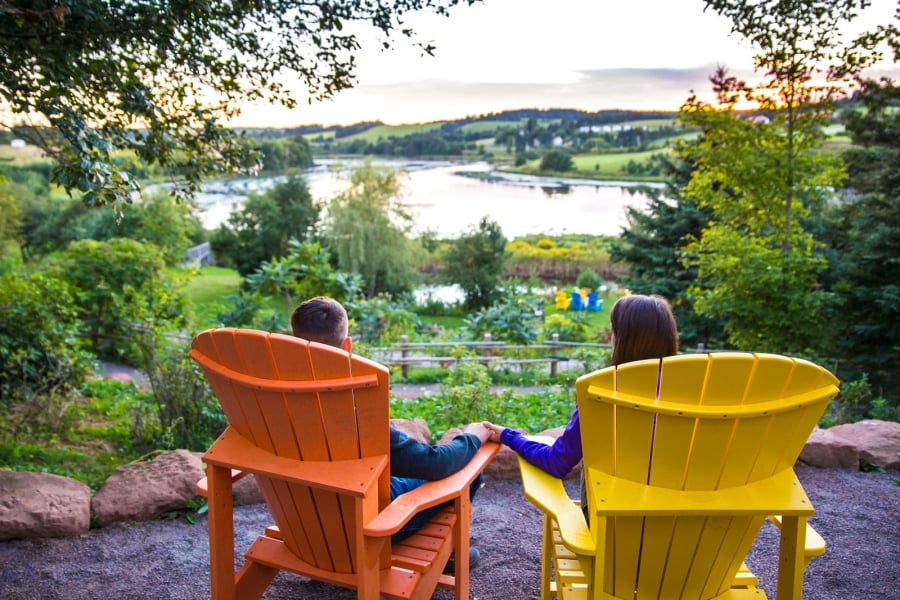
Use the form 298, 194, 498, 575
550, 333, 559, 378
482, 333, 492, 367
400, 334, 409, 379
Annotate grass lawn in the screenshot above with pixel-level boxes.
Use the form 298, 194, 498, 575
184, 266, 240, 304
182, 266, 241, 324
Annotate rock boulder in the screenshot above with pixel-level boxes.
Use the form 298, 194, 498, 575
799, 426, 860, 469
0, 471, 90, 540
91, 450, 205, 527
827, 419, 900, 470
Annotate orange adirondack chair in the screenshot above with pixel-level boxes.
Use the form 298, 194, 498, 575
517, 352, 839, 600
190, 328, 499, 600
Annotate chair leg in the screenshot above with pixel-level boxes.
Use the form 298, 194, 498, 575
541, 515, 554, 600
207, 465, 236, 600
776, 515, 807, 600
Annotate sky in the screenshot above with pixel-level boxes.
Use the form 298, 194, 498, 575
230, 0, 899, 128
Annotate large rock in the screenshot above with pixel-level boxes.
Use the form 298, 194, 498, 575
0, 470, 90, 540
799, 427, 860, 469
827, 419, 900, 470
391, 417, 431, 444
233, 473, 266, 506
91, 449, 205, 527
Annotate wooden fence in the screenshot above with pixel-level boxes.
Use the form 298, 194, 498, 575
367, 334, 611, 378
367, 334, 716, 378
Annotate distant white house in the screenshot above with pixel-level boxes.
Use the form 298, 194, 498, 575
10, 139, 25, 148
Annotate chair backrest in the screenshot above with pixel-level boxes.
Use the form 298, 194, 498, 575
570, 291, 585, 310
190, 327, 391, 574
576, 352, 839, 599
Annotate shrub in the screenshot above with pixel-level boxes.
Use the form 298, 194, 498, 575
542, 313, 588, 342
576, 269, 603, 291
0, 271, 93, 407
464, 295, 540, 344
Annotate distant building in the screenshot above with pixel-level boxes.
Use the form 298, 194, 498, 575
10, 139, 25, 148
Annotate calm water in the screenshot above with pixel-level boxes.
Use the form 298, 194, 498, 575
194, 160, 661, 238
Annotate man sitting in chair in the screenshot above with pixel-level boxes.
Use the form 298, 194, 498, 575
291, 295, 491, 568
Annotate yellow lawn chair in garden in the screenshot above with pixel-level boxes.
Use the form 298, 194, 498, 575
190, 328, 499, 600
517, 352, 839, 600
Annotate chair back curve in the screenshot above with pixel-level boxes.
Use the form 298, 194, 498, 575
190, 327, 391, 572
575, 351, 839, 600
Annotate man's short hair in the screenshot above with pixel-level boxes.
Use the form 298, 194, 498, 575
290, 296, 348, 348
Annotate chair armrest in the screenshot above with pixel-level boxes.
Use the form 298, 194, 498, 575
769, 515, 826, 560
196, 468, 247, 497
517, 457, 594, 555
202, 427, 387, 497
364, 441, 501, 537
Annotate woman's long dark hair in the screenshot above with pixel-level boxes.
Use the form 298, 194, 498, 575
609, 294, 679, 365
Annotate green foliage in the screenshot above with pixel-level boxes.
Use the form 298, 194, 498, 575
390, 376, 575, 443
464, 295, 540, 344
542, 313, 588, 343
66, 192, 203, 266
539, 149, 574, 172
609, 154, 726, 349
820, 374, 897, 427
45, 238, 191, 364
678, 2, 893, 353
388, 348, 577, 441
0, 271, 93, 406
258, 136, 314, 172
0, 181, 23, 255
324, 162, 419, 297
575, 269, 602, 291
824, 79, 900, 406
346, 295, 421, 345
0, 378, 156, 490
442, 217, 508, 310
139, 342, 227, 451
1, 0, 472, 211
239, 239, 363, 330
506, 234, 618, 282
678, 68, 840, 353
210, 174, 320, 277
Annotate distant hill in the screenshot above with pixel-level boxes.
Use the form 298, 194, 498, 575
236, 108, 680, 140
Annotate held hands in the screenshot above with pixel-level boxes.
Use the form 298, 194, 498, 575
461, 422, 493, 445
481, 421, 506, 443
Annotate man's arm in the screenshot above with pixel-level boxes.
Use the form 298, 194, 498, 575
390, 424, 491, 481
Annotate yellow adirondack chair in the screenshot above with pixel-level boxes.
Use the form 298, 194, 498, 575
517, 352, 839, 600
190, 328, 499, 600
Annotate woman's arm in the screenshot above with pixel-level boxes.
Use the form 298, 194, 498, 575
484, 410, 582, 479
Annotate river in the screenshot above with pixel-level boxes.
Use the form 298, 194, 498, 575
194, 159, 662, 238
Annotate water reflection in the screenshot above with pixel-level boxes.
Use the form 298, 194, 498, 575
192, 160, 661, 238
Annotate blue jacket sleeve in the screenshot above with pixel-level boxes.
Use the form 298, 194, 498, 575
500, 409, 582, 479
389, 427, 482, 481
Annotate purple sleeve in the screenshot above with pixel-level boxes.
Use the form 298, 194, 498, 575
500, 409, 582, 479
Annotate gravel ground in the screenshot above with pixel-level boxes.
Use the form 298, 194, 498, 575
0, 464, 897, 599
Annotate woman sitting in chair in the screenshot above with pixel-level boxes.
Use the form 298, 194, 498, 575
483, 294, 679, 514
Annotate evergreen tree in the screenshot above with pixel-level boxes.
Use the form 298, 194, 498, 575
828, 79, 900, 404
610, 155, 726, 349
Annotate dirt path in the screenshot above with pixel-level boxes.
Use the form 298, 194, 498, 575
1, 465, 897, 599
